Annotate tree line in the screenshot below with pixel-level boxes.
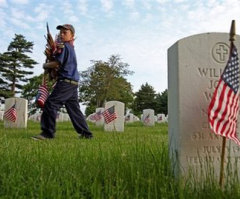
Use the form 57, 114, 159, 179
0, 34, 168, 116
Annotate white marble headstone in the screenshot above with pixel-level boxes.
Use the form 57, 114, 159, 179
104, 101, 125, 132
133, 115, 140, 122
157, 114, 166, 123
63, 113, 70, 121
0, 111, 4, 120
29, 112, 42, 122
125, 113, 134, 123
95, 107, 104, 126
56, 112, 64, 122
86, 113, 96, 123
142, 109, 155, 126
168, 33, 240, 180
4, 97, 28, 128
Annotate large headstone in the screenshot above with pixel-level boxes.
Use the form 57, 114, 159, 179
104, 101, 124, 132
168, 33, 240, 180
142, 109, 155, 126
4, 97, 28, 128
95, 107, 104, 126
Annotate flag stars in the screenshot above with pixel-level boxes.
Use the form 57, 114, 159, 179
222, 46, 239, 93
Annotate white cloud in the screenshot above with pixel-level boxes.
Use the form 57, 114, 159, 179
100, 0, 113, 12
10, 0, 29, 4
141, 0, 152, 10
35, 10, 49, 22
129, 11, 140, 20
61, 1, 74, 15
9, 17, 31, 29
69, 15, 79, 23
0, 0, 8, 7
78, 0, 88, 15
123, 0, 135, 8
59, 1, 81, 23
156, 0, 169, 4
11, 7, 26, 19
0, 9, 6, 28
174, 0, 186, 3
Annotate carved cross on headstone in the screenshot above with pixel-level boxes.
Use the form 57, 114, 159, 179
216, 44, 228, 62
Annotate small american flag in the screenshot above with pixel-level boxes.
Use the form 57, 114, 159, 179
36, 84, 49, 108
4, 104, 17, 122
144, 114, 150, 124
94, 110, 102, 121
158, 116, 162, 121
103, 106, 117, 124
208, 43, 240, 145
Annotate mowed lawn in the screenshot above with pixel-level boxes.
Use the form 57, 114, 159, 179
0, 121, 239, 199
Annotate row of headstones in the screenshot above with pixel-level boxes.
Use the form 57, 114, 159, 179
88, 109, 167, 125
87, 101, 168, 132
29, 112, 71, 122
140, 113, 168, 123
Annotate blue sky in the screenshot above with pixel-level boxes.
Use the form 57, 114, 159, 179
1, 0, 240, 94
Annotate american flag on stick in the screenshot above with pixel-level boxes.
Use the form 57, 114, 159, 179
208, 42, 240, 145
4, 103, 17, 122
93, 110, 102, 121
144, 114, 150, 124
36, 77, 49, 108
102, 106, 117, 124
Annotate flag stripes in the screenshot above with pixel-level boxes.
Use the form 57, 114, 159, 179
144, 114, 150, 124
4, 104, 17, 122
36, 84, 49, 108
102, 106, 117, 124
208, 44, 240, 145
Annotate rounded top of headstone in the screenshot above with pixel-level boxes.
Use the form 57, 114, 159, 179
169, 32, 240, 49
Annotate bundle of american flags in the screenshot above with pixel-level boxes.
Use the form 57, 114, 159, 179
4, 103, 17, 122
102, 106, 117, 124
208, 42, 240, 145
44, 23, 59, 80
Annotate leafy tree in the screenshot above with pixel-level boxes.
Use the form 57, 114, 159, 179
132, 83, 156, 116
79, 55, 134, 114
85, 104, 97, 117
155, 89, 168, 115
0, 34, 37, 97
0, 58, 10, 98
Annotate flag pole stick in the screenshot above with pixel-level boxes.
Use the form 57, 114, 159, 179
219, 137, 226, 187
219, 19, 236, 188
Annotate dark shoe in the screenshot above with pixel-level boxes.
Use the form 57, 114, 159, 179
31, 134, 50, 140
79, 134, 93, 139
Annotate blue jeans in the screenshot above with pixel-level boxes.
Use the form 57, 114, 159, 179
40, 81, 92, 138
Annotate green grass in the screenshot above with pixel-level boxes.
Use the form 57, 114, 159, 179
0, 121, 240, 199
